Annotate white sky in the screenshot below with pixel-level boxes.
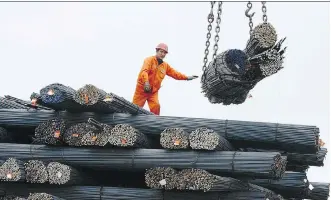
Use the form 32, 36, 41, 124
0, 0, 329, 195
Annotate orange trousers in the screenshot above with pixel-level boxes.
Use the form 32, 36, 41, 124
132, 86, 160, 115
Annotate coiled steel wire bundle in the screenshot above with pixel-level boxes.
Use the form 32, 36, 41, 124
160, 128, 189, 149
201, 49, 259, 105
0, 97, 28, 109
174, 168, 252, 192
34, 119, 67, 145
0, 127, 13, 143
307, 182, 330, 200
249, 171, 310, 199
38, 83, 82, 111
0, 183, 285, 200
63, 122, 100, 146
109, 124, 149, 148
47, 162, 92, 185
189, 127, 234, 150
0, 143, 286, 179
24, 160, 48, 184
145, 167, 177, 190
27, 193, 64, 200
244, 22, 278, 57
0, 158, 25, 182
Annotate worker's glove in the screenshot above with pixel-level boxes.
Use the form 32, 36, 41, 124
187, 75, 199, 81
143, 82, 151, 93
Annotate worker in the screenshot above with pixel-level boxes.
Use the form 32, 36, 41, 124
132, 43, 198, 115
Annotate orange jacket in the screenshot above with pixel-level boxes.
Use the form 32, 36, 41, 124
136, 56, 188, 93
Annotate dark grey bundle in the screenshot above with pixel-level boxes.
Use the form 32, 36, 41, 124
27, 193, 65, 200
24, 160, 48, 184
0, 158, 25, 182
63, 122, 100, 146
189, 127, 234, 150
4, 95, 52, 110
307, 182, 330, 200
0, 196, 27, 200
109, 124, 149, 148
160, 128, 190, 149
84, 118, 113, 146
34, 118, 67, 145
145, 167, 178, 190
0, 97, 28, 109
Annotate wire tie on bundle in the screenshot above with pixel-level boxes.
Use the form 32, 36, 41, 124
231, 151, 237, 172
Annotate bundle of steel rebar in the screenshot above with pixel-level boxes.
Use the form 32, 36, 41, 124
145, 167, 178, 190
0, 183, 285, 200
85, 118, 113, 146
103, 92, 154, 115
286, 164, 309, 172
34, 118, 67, 145
244, 22, 278, 57
160, 128, 189, 149
0, 97, 28, 109
0, 158, 25, 182
38, 83, 82, 111
174, 168, 252, 192
47, 162, 92, 185
63, 122, 100, 146
109, 124, 149, 148
241, 147, 327, 166
0, 127, 13, 143
307, 182, 330, 200
1, 195, 27, 200
103, 113, 320, 154
200, 49, 258, 105
189, 127, 234, 150
0, 143, 286, 179
24, 160, 48, 183
249, 171, 310, 199
27, 193, 65, 200
4, 95, 52, 110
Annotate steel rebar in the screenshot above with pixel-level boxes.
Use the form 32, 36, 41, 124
307, 182, 330, 200
34, 118, 67, 145
0, 158, 25, 182
63, 122, 100, 146
160, 128, 189, 149
24, 160, 48, 184
145, 167, 177, 190
109, 124, 149, 148
0, 97, 28, 109
27, 193, 65, 200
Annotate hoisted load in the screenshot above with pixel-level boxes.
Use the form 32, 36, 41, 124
201, 1, 287, 105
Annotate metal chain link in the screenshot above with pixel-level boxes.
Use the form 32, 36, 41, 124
212, 1, 222, 61
202, 1, 215, 73
262, 1, 268, 23
246, 1, 254, 35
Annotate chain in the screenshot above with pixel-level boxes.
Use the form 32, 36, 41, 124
246, 2, 254, 35
262, 1, 268, 23
212, 1, 222, 61
202, 1, 215, 73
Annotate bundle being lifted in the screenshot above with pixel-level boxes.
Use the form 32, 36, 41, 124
0, 143, 286, 179
109, 124, 149, 148
33, 118, 67, 145
24, 160, 48, 184
0, 158, 25, 182
145, 167, 178, 190
27, 193, 65, 200
189, 127, 234, 150
307, 182, 330, 200
35, 83, 82, 111
249, 171, 310, 199
160, 128, 190, 149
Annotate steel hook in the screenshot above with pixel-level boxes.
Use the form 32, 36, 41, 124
245, 4, 255, 18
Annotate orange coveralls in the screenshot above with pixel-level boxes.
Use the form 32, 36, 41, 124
132, 56, 188, 115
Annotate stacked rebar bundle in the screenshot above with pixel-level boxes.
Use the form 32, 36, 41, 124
0, 97, 28, 109
189, 127, 234, 150
4, 95, 52, 110
37, 83, 82, 111
0, 143, 286, 179
1, 196, 27, 200
24, 160, 48, 184
0, 127, 13, 143
84, 118, 113, 146
160, 128, 189, 149
307, 182, 330, 200
63, 122, 100, 146
47, 162, 89, 185
33, 118, 67, 145
0, 158, 25, 182
109, 124, 149, 148
145, 167, 177, 190
27, 193, 65, 200
249, 171, 310, 199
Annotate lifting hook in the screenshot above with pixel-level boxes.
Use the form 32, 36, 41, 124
245, 3, 255, 18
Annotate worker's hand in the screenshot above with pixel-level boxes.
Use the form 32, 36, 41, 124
187, 75, 199, 81
144, 82, 151, 93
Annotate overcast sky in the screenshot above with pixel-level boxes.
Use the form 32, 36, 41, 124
0, 1, 329, 191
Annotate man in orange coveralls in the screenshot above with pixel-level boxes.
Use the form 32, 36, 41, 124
132, 43, 198, 115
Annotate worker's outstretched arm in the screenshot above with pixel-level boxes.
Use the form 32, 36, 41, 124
166, 64, 188, 80
140, 58, 152, 83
